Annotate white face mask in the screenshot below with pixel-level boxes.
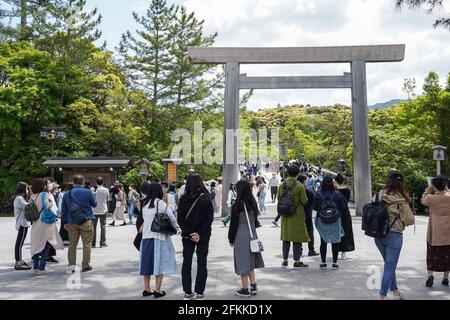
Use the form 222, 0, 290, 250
47, 183, 54, 191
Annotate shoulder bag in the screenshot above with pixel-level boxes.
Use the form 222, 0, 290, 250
244, 203, 264, 253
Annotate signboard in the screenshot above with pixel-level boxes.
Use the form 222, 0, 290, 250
433, 149, 445, 161
167, 162, 177, 182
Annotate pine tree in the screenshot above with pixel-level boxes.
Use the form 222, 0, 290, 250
395, 0, 450, 29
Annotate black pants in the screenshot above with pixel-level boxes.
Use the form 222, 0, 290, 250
304, 211, 315, 252
15, 226, 28, 262
274, 213, 281, 223
282, 241, 302, 261
59, 223, 69, 242
182, 239, 209, 295
320, 238, 339, 264
271, 186, 278, 202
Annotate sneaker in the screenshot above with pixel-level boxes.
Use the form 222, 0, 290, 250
340, 252, 348, 260
82, 266, 93, 273
100, 243, 108, 248
293, 262, 309, 269
183, 293, 196, 300
281, 260, 288, 268
426, 275, 434, 288
195, 294, 206, 300
393, 290, 403, 300
120, 222, 127, 226
154, 291, 166, 299
20, 260, 30, 267
320, 263, 327, 270
47, 257, 59, 264
15, 262, 31, 271
331, 264, 339, 270
109, 222, 115, 226
308, 251, 319, 257
63, 241, 70, 246
442, 278, 449, 286
235, 288, 251, 298
36, 269, 49, 275
250, 284, 257, 295
67, 266, 76, 274
272, 221, 278, 227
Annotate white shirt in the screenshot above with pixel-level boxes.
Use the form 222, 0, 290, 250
142, 199, 176, 241
177, 184, 186, 200
93, 186, 109, 215
268, 176, 279, 188
227, 190, 237, 207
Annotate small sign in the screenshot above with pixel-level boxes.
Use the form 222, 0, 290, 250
167, 162, 177, 181
433, 149, 445, 161
279, 144, 288, 159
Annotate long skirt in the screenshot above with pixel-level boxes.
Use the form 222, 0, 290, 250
427, 243, 450, 272
139, 238, 176, 276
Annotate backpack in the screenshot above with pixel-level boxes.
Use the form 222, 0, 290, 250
24, 195, 41, 222
277, 181, 297, 217
40, 192, 58, 224
317, 193, 340, 224
67, 190, 88, 225
362, 192, 397, 238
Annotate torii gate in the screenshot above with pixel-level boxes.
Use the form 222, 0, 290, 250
188, 45, 405, 215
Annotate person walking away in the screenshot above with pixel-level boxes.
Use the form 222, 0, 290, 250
92, 177, 109, 248
61, 175, 97, 273
222, 184, 236, 227
373, 171, 415, 300
138, 182, 177, 298
167, 184, 177, 217
421, 175, 450, 288
278, 165, 310, 268
228, 180, 264, 297
314, 176, 346, 271
256, 177, 268, 214
29, 178, 64, 274
128, 184, 140, 224
177, 174, 214, 300
297, 175, 319, 256
110, 183, 127, 226
269, 173, 279, 203
209, 181, 217, 214
13, 182, 31, 270
334, 173, 355, 260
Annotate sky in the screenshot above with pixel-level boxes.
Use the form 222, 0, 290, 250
86, 0, 450, 110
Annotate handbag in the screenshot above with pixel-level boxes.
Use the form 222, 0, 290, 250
133, 232, 142, 251
150, 200, 177, 235
40, 192, 58, 224
244, 203, 264, 253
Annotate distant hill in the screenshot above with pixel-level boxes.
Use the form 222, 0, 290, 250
370, 99, 404, 110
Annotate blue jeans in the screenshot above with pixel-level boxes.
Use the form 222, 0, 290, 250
258, 193, 266, 213
128, 201, 136, 221
374, 232, 403, 296
32, 242, 51, 271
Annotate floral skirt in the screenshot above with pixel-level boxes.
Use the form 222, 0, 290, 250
427, 243, 450, 272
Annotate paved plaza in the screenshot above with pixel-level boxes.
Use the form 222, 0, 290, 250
0, 203, 448, 300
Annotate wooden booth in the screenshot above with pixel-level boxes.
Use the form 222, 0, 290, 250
42, 157, 133, 187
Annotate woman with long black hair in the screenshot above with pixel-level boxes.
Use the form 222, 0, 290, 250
228, 180, 264, 297
13, 182, 31, 270
177, 174, 214, 300
138, 182, 177, 298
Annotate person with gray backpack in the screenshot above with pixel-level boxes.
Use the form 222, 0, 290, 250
313, 175, 345, 271
277, 165, 310, 269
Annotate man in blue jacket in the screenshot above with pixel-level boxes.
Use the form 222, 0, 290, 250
62, 175, 97, 273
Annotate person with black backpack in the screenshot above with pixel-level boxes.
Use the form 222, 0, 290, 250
313, 175, 346, 271
277, 165, 310, 269
370, 171, 415, 300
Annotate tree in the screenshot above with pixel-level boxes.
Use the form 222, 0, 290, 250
395, 0, 450, 29
402, 77, 417, 99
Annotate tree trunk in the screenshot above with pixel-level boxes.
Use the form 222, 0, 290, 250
20, 0, 27, 40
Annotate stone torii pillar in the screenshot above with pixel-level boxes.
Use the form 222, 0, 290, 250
188, 45, 405, 216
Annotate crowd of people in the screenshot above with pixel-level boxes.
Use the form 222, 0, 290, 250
10, 163, 450, 300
